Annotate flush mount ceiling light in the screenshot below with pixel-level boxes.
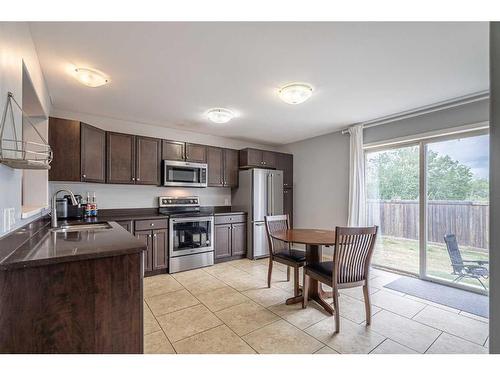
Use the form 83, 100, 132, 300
278, 82, 313, 105
73, 67, 109, 87
206, 108, 235, 124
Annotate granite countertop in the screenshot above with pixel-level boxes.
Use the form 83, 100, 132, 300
0, 220, 146, 271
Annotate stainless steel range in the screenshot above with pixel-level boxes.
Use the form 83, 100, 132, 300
159, 196, 214, 273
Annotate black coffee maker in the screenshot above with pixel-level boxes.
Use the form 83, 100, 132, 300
55, 194, 84, 219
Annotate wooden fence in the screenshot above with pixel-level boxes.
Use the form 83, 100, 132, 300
366, 199, 489, 250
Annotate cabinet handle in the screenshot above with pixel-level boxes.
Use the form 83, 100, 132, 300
153, 234, 157, 238
132, 177, 135, 181
82, 174, 86, 178
150, 223, 155, 226
136, 178, 140, 181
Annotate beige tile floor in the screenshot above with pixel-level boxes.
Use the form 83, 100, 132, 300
143, 258, 489, 354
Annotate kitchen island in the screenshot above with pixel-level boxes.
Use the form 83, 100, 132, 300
0, 219, 146, 354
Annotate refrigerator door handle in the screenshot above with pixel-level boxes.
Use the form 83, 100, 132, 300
270, 173, 274, 215
267, 173, 272, 216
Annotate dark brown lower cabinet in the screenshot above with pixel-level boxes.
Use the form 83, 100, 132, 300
215, 224, 232, 259
231, 222, 247, 256
135, 222, 168, 273
135, 230, 153, 272
116, 220, 134, 234
214, 216, 247, 261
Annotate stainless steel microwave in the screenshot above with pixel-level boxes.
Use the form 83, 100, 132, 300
163, 160, 208, 187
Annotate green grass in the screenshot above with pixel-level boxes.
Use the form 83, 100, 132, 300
372, 236, 489, 290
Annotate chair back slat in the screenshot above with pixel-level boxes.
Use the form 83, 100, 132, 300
334, 226, 378, 285
444, 234, 464, 273
264, 215, 291, 255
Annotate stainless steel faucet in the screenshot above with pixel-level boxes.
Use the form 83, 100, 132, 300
51, 189, 78, 228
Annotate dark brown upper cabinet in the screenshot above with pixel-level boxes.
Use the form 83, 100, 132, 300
162, 140, 207, 163
48, 117, 81, 182
135, 136, 161, 185
239, 148, 276, 168
80, 123, 106, 183
207, 146, 224, 187
276, 152, 293, 188
207, 146, 239, 188
162, 140, 185, 161
185, 143, 207, 163
107, 132, 135, 184
107, 132, 160, 185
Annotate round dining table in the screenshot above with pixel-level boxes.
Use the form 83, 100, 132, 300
270, 228, 336, 315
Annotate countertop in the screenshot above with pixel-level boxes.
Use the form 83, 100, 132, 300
0, 220, 146, 271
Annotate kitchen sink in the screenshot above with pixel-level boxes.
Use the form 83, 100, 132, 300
52, 222, 113, 233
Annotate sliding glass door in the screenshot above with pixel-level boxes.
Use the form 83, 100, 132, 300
424, 134, 489, 291
366, 144, 420, 275
365, 130, 489, 294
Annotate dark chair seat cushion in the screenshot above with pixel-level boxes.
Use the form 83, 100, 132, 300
305, 261, 334, 278
274, 249, 306, 263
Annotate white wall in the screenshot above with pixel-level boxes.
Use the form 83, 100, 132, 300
49, 108, 280, 209
0, 22, 51, 237
279, 130, 350, 230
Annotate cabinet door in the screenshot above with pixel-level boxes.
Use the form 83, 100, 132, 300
231, 223, 247, 256
106, 132, 135, 184
185, 143, 207, 163
116, 220, 134, 234
136, 136, 161, 185
152, 229, 168, 270
207, 146, 224, 187
162, 140, 185, 161
246, 149, 263, 167
80, 123, 106, 183
224, 149, 239, 188
276, 153, 293, 188
262, 150, 276, 168
48, 117, 81, 181
283, 188, 293, 228
214, 224, 232, 259
135, 230, 153, 272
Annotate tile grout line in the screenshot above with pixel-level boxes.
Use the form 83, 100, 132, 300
423, 331, 443, 354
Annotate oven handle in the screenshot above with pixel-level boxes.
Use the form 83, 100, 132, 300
170, 216, 214, 224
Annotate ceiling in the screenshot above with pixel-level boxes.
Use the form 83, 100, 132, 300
29, 22, 489, 145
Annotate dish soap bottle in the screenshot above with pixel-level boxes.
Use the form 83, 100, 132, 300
85, 192, 92, 217
91, 192, 98, 217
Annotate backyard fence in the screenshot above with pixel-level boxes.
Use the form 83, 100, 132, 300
366, 199, 489, 250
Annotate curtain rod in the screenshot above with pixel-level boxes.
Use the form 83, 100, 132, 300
341, 90, 490, 135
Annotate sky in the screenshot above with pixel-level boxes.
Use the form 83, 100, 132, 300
428, 134, 489, 180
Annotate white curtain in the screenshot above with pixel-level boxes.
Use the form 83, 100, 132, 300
347, 124, 367, 226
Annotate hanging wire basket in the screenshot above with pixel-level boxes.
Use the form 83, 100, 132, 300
0, 92, 52, 170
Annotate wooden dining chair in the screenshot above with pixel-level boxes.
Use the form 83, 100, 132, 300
302, 226, 378, 333
264, 215, 306, 297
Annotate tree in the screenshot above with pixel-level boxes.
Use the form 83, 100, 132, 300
366, 147, 488, 201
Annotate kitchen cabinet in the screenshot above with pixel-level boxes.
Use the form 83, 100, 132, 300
106, 132, 135, 184
214, 214, 247, 261
116, 220, 134, 234
48, 118, 105, 183
135, 136, 161, 185
231, 222, 247, 256
207, 147, 239, 188
48, 117, 81, 182
239, 148, 277, 168
107, 133, 160, 185
276, 152, 293, 188
214, 224, 232, 259
283, 188, 293, 228
135, 219, 169, 273
162, 140, 185, 161
162, 140, 207, 163
135, 230, 153, 272
80, 123, 106, 183
186, 143, 207, 163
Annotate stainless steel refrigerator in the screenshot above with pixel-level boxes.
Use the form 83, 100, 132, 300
231, 168, 284, 259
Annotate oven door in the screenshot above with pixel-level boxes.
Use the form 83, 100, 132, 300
163, 160, 207, 187
169, 216, 214, 257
